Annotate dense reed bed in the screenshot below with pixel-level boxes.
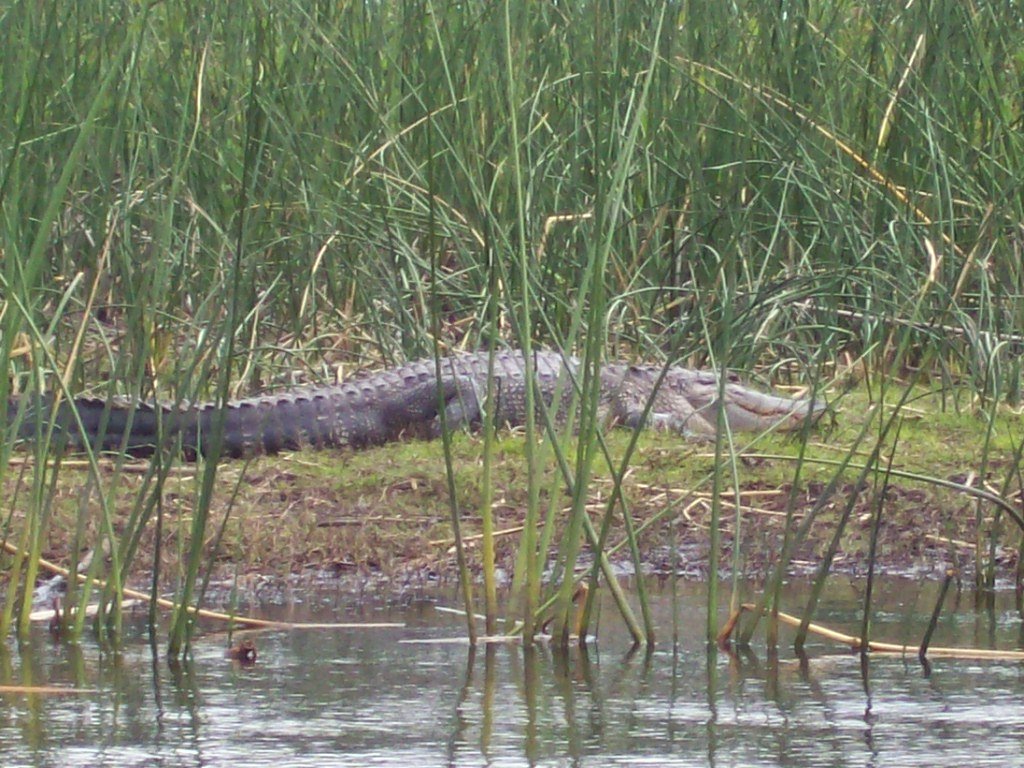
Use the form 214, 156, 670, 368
1, 0, 1022, 654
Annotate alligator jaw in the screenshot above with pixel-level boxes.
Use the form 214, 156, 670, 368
603, 363, 824, 436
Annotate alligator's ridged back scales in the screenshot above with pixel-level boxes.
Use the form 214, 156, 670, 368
6, 350, 825, 459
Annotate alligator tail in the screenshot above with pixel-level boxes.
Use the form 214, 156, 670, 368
6, 377, 460, 459
5, 395, 374, 459
8, 396, 202, 458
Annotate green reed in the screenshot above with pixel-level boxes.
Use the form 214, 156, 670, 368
1, 0, 1023, 652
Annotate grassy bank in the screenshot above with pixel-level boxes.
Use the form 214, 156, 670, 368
3, 1, 1022, 382
2, 0, 1023, 649
6, 383, 1021, 616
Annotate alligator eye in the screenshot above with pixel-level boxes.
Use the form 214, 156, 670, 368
627, 365, 652, 380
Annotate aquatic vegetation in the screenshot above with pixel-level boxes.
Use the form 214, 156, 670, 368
1, 0, 1022, 654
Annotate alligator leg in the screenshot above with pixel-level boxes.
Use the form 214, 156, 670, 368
416, 375, 483, 438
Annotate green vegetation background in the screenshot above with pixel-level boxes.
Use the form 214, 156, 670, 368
3, 1, 1022, 394
1, 0, 1023, 648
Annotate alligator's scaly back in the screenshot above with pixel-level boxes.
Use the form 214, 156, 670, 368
6, 378, 463, 458
6, 350, 825, 459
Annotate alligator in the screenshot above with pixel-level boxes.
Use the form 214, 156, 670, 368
5, 350, 825, 459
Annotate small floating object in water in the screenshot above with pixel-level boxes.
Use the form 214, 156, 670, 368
48, 597, 64, 638
226, 638, 258, 665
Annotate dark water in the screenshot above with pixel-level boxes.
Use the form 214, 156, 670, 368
3, 578, 1024, 767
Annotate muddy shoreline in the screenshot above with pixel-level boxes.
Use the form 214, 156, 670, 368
9, 410, 1021, 604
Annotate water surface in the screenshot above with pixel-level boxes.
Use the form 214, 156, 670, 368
3, 578, 1024, 767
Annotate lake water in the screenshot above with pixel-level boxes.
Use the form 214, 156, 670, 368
3, 577, 1024, 767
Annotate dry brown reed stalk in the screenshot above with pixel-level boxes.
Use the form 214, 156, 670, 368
720, 602, 1024, 661
0, 685, 98, 695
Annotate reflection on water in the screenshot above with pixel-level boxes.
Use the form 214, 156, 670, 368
3, 578, 1024, 767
